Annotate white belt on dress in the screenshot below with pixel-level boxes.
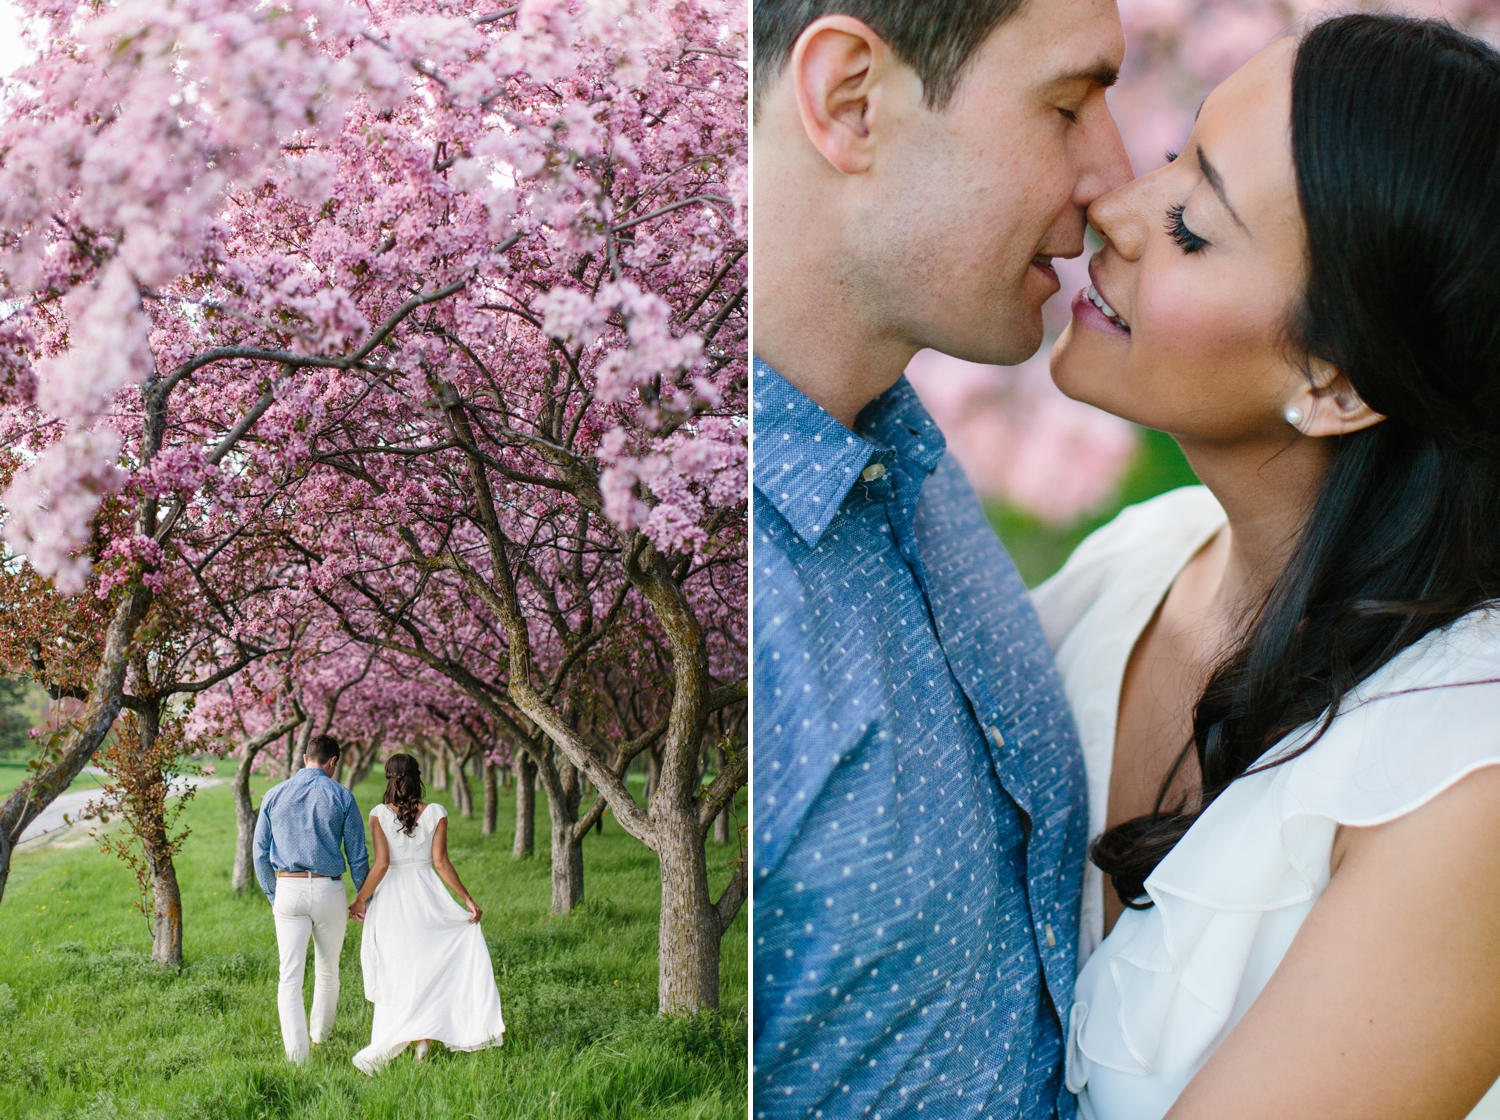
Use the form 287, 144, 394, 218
387, 858, 433, 869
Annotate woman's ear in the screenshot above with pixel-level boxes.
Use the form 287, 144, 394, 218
790, 16, 917, 176
1289, 359, 1386, 437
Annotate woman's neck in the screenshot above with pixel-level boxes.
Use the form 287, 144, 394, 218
1176, 432, 1334, 626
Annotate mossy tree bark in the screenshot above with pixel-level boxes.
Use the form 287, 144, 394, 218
512, 750, 537, 859
535, 744, 590, 915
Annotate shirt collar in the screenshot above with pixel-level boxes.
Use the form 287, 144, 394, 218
752, 357, 947, 547
858, 374, 948, 475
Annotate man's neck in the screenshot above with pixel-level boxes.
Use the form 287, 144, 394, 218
753, 196, 917, 430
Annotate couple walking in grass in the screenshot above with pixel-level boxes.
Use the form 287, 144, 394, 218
251, 735, 505, 1073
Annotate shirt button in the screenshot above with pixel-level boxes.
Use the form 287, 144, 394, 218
861, 462, 887, 482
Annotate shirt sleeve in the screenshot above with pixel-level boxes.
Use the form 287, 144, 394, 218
252, 792, 277, 903
343, 791, 370, 890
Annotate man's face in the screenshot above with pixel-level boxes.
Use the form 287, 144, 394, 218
856, 0, 1130, 366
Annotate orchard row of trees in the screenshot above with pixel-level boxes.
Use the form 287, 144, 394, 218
0, 0, 746, 1013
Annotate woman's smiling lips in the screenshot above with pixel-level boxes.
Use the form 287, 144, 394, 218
1073, 264, 1131, 338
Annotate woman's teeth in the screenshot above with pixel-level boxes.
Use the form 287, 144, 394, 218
1087, 285, 1130, 331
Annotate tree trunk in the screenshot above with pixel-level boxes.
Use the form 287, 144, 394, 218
283, 728, 297, 779
657, 820, 721, 1011
0, 584, 152, 902
482, 758, 498, 837
431, 741, 449, 791
645, 746, 662, 810
231, 746, 261, 895
453, 749, 473, 817
712, 744, 730, 845
512, 750, 536, 859
550, 808, 584, 915
342, 739, 378, 791
133, 702, 184, 968
537, 746, 583, 915
231, 709, 306, 894
146, 839, 184, 967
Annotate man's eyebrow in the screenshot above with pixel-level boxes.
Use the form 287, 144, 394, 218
1197, 144, 1248, 233
1047, 62, 1119, 89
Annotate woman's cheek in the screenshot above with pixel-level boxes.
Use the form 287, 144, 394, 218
1131, 266, 1294, 435
1136, 268, 1268, 377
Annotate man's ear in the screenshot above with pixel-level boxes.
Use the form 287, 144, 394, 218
790, 16, 917, 175
1290, 359, 1386, 438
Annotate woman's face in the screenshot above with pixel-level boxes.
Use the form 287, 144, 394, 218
1050, 39, 1309, 444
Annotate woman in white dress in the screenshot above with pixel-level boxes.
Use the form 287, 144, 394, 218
347, 753, 505, 1074
1030, 13, 1500, 1120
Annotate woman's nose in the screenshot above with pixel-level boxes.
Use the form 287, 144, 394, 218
1088, 178, 1149, 262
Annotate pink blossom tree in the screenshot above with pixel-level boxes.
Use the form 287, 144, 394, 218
0, 0, 746, 1004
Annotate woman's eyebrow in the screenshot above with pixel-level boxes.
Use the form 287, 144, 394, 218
1197, 144, 1249, 233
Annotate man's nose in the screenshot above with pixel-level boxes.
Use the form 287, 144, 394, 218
1074, 105, 1134, 210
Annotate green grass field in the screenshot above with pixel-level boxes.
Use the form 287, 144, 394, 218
0, 761, 108, 800
0, 767, 748, 1119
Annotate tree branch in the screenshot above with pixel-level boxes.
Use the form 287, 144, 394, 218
697, 741, 745, 833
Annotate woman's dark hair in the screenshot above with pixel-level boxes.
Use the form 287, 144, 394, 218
1094, 13, 1500, 906
382, 753, 425, 836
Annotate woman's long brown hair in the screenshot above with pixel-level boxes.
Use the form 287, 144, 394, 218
382, 753, 425, 836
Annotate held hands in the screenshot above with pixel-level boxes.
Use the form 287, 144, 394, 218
349, 897, 369, 923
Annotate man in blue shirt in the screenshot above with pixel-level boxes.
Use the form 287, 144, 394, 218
752, 1, 1131, 1116
253, 733, 369, 1064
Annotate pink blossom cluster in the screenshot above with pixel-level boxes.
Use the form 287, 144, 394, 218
2, 430, 123, 593
0, 0, 746, 779
94, 534, 167, 598
0, 0, 746, 608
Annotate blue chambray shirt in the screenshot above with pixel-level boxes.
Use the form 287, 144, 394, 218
753, 359, 1088, 1120
252, 766, 370, 903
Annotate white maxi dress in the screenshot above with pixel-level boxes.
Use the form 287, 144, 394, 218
352, 802, 505, 1074
1031, 485, 1500, 1120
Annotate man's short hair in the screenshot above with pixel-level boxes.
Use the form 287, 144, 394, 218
306, 734, 341, 765
754, 0, 1027, 112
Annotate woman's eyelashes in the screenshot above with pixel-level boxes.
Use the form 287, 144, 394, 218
1166, 203, 1209, 253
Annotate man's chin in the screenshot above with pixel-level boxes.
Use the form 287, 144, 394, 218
922, 306, 1043, 368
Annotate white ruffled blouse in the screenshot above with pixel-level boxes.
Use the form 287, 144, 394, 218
1031, 486, 1500, 1120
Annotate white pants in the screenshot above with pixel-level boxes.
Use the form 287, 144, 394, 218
272, 877, 347, 1063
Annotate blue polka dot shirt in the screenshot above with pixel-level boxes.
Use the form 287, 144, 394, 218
753, 359, 1088, 1120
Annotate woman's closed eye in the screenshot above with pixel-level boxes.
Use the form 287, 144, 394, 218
1166, 203, 1209, 253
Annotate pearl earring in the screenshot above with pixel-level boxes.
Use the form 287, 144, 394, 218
1284, 405, 1304, 428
